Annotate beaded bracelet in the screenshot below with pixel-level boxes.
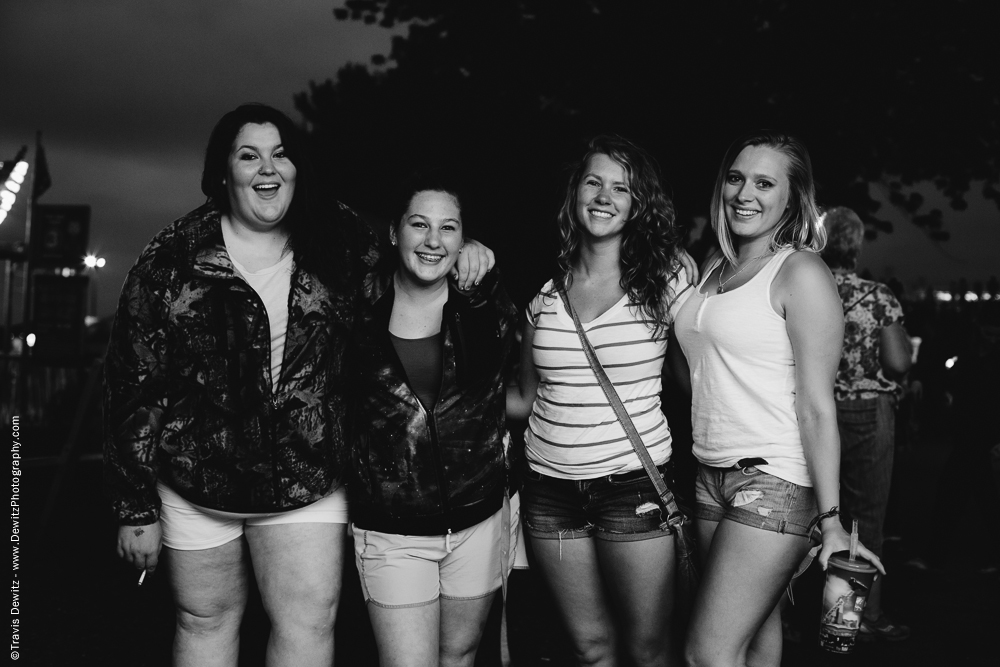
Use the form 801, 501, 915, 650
806, 506, 840, 534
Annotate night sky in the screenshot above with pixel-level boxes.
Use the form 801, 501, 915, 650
1, 1, 997, 320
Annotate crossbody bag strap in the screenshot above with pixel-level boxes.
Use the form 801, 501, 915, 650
555, 283, 686, 530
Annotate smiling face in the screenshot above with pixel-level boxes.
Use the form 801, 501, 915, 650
723, 145, 791, 245
574, 153, 633, 242
392, 190, 464, 288
225, 122, 297, 230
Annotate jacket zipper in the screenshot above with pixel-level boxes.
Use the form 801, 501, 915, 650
427, 409, 453, 533
232, 273, 281, 500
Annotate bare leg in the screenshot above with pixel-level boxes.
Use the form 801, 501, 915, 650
368, 601, 440, 667
440, 592, 499, 667
245, 522, 346, 667
530, 535, 618, 666
685, 519, 810, 667
595, 534, 677, 666
167, 538, 249, 667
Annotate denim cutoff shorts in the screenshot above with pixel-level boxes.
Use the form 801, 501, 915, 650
694, 463, 817, 537
520, 465, 674, 542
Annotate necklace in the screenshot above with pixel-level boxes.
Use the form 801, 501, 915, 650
717, 253, 771, 294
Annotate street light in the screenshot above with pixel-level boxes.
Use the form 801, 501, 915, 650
83, 253, 106, 325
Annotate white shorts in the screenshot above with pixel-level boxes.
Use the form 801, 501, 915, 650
157, 481, 349, 551
353, 499, 520, 608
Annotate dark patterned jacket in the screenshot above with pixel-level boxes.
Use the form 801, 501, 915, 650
104, 202, 378, 524
349, 266, 518, 535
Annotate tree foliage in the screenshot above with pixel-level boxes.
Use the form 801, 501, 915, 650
297, 0, 998, 296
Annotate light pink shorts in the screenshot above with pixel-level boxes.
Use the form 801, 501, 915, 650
157, 481, 349, 551
353, 503, 518, 609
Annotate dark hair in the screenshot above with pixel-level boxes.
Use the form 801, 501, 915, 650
820, 206, 865, 270
201, 104, 349, 284
556, 135, 683, 337
392, 167, 468, 231
709, 130, 825, 262
201, 103, 313, 218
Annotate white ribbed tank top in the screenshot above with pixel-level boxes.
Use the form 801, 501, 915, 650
673, 247, 811, 487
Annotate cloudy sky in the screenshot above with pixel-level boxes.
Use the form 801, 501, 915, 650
0, 0, 401, 317
1, 1, 997, 320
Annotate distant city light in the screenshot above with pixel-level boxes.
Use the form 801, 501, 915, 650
84, 254, 106, 269
934, 291, 953, 302
945, 356, 958, 369
964, 292, 979, 302
25, 333, 36, 348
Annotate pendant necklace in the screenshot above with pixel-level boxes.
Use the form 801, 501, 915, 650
717, 253, 770, 294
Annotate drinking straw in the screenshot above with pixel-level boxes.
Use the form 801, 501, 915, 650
849, 519, 859, 561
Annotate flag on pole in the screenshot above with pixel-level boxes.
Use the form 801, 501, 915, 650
32, 137, 52, 201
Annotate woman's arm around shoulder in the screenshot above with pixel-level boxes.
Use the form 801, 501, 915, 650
451, 238, 496, 291
775, 251, 884, 573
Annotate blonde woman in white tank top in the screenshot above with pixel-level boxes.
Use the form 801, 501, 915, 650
671, 132, 885, 667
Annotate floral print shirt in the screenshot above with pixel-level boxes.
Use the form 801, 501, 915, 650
833, 272, 905, 401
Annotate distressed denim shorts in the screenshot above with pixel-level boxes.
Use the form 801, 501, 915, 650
694, 463, 817, 537
520, 464, 674, 543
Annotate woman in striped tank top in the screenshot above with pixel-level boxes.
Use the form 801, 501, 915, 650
672, 132, 885, 667
507, 136, 693, 666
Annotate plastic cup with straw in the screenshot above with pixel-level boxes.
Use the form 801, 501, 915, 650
818, 518, 877, 653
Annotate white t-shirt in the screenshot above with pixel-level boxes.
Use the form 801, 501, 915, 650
228, 250, 294, 391
524, 271, 691, 479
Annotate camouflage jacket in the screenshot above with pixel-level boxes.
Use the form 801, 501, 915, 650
348, 266, 518, 535
104, 202, 378, 524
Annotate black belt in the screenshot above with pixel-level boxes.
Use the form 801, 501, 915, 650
608, 462, 671, 483
722, 457, 768, 474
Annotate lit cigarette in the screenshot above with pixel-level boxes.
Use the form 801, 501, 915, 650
138, 569, 147, 586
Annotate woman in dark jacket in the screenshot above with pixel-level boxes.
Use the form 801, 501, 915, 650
104, 104, 495, 667
350, 184, 518, 667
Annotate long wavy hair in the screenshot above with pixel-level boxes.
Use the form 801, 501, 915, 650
555, 135, 683, 337
709, 130, 825, 262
